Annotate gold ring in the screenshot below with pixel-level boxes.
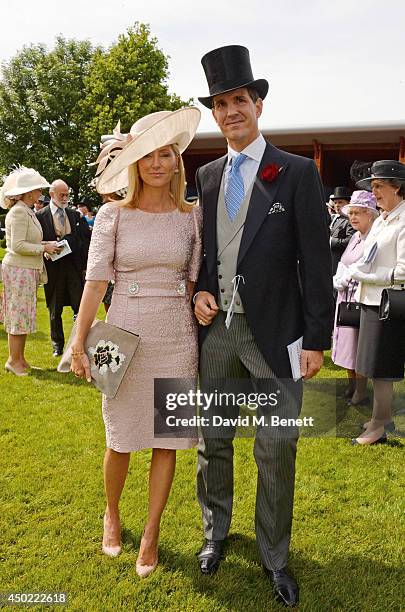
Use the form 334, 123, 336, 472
198, 319, 204, 325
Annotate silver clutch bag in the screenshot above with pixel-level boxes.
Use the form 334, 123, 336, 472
57, 320, 140, 398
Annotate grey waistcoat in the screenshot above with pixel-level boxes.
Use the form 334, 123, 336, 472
217, 177, 255, 312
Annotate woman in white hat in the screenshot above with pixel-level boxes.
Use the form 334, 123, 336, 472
1, 167, 62, 375
332, 190, 379, 403
70, 108, 201, 576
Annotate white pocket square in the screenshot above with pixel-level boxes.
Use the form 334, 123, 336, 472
268, 203, 286, 215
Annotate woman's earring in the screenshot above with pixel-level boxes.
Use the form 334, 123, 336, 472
174, 168, 179, 174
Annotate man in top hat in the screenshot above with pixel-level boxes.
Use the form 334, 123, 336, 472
329, 186, 355, 276
193, 45, 333, 607
36, 179, 91, 356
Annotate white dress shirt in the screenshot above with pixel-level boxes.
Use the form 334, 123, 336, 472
50, 200, 67, 216
224, 133, 266, 193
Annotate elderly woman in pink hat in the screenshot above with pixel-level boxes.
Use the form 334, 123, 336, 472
349, 160, 405, 445
332, 190, 379, 403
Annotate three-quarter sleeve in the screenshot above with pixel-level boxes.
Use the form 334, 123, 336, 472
187, 205, 203, 282
8, 207, 44, 256
86, 203, 119, 281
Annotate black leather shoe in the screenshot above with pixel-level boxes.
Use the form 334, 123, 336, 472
52, 347, 63, 357
263, 567, 299, 608
197, 539, 224, 575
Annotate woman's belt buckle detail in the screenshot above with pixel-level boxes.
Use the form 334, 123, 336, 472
176, 281, 186, 295
128, 281, 140, 295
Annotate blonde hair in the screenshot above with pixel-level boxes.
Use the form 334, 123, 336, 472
120, 145, 193, 213
2, 195, 20, 209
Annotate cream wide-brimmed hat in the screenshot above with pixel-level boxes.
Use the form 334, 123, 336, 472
96, 107, 201, 195
0, 166, 50, 209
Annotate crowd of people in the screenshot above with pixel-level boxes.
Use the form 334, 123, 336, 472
0, 44, 404, 609
328, 165, 405, 446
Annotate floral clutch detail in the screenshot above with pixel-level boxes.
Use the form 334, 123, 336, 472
57, 320, 140, 398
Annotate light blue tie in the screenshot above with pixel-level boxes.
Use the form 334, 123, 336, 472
225, 153, 247, 221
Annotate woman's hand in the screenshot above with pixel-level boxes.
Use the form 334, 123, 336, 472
70, 348, 92, 382
68, 281, 108, 382
43, 241, 63, 255
333, 262, 352, 290
349, 265, 392, 285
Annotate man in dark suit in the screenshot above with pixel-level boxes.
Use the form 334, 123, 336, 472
329, 186, 355, 275
36, 179, 91, 356
193, 46, 333, 607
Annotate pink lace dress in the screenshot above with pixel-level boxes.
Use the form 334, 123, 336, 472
86, 203, 202, 452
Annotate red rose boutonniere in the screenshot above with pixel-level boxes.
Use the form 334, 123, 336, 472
260, 163, 283, 184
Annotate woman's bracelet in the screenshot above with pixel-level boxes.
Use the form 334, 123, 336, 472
71, 350, 85, 357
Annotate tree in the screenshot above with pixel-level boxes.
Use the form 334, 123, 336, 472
0, 37, 95, 200
79, 22, 192, 199
0, 23, 192, 203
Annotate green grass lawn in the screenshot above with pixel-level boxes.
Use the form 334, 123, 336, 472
0, 286, 404, 611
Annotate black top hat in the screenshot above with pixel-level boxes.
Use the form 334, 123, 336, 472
330, 186, 352, 201
198, 45, 269, 109
356, 160, 405, 190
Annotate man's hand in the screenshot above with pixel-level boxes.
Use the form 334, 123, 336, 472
300, 350, 324, 380
194, 291, 219, 326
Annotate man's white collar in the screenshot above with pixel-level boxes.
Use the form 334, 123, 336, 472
50, 200, 68, 214
227, 133, 266, 164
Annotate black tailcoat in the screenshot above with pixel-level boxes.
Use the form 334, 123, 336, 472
195, 142, 334, 378
329, 215, 355, 275
36, 206, 91, 309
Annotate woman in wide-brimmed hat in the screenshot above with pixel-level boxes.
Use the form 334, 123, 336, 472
346, 160, 405, 445
332, 190, 379, 402
88, 121, 130, 313
70, 107, 201, 576
1, 167, 62, 375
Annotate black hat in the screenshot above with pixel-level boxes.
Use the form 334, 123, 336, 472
330, 186, 352, 201
356, 160, 405, 190
198, 45, 269, 109
350, 160, 372, 185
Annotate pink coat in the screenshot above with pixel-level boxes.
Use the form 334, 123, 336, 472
332, 232, 364, 370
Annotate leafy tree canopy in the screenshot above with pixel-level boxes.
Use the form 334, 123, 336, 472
0, 23, 191, 203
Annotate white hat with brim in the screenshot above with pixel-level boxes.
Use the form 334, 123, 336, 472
96, 107, 201, 195
1, 167, 50, 209
3, 168, 50, 196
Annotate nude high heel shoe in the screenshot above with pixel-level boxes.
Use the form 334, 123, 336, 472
102, 514, 121, 557
136, 530, 158, 578
136, 555, 158, 578
4, 363, 28, 377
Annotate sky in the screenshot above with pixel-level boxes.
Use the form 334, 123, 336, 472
1, 0, 405, 133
